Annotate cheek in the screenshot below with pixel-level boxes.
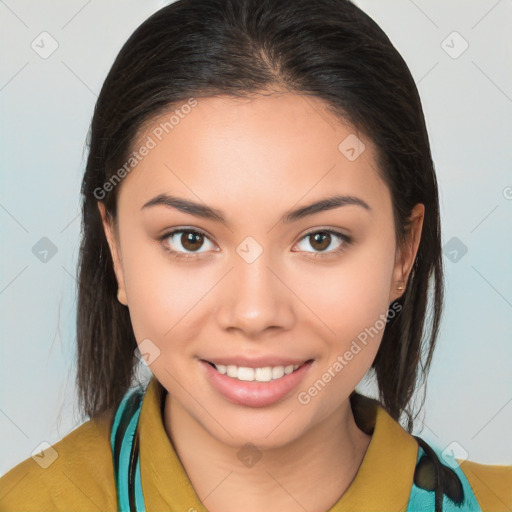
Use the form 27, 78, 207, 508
293, 233, 397, 346
119, 235, 203, 343
292, 240, 396, 414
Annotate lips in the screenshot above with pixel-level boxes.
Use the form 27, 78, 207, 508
199, 358, 314, 407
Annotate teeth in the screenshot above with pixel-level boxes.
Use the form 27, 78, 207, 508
272, 366, 285, 379
238, 367, 254, 381
213, 363, 301, 382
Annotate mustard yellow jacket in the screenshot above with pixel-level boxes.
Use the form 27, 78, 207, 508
1, 376, 511, 511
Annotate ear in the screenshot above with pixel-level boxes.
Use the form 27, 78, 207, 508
97, 202, 128, 306
389, 203, 425, 303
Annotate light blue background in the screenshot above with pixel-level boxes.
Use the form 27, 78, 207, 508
1, 0, 511, 476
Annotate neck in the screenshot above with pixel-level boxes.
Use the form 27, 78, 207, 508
163, 393, 372, 512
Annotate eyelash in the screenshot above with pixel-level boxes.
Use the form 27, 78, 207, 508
159, 228, 352, 261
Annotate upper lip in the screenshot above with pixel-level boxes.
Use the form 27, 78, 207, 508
200, 356, 313, 368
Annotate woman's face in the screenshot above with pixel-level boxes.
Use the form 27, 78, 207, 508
99, 92, 423, 449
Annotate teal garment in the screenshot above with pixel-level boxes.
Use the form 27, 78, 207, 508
111, 385, 482, 512
407, 439, 482, 511
110, 386, 146, 512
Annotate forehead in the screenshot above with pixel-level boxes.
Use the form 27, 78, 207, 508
116, 93, 389, 216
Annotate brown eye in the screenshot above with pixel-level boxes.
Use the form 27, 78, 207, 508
161, 229, 216, 256
295, 229, 351, 257
309, 232, 332, 252
180, 231, 204, 251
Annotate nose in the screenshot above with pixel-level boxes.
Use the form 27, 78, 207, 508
215, 251, 296, 338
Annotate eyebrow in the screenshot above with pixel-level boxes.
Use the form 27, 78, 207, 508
141, 193, 371, 226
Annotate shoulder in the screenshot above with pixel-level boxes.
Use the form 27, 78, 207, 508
457, 458, 512, 511
0, 410, 117, 512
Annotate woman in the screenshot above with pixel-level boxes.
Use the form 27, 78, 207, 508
1, 0, 510, 510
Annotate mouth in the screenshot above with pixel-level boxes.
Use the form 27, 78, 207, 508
199, 358, 315, 407
202, 359, 314, 382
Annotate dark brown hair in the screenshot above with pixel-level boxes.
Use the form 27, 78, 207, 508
77, 0, 444, 432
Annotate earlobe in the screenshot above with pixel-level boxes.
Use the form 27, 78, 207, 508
389, 203, 425, 303
97, 202, 128, 306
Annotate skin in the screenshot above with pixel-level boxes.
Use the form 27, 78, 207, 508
99, 91, 424, 512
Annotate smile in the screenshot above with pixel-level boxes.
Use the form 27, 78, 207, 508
200, 359, 314, 407
206, 362, 302, 382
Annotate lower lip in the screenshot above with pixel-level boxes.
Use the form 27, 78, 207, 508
200, 360, 314, 408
